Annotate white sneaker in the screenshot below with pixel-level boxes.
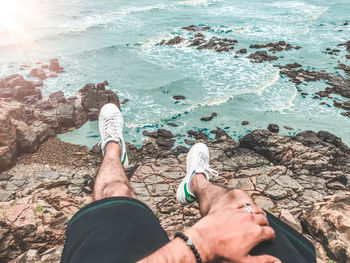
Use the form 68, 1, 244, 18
98, 103, 128, 168
176, 142, 218, 204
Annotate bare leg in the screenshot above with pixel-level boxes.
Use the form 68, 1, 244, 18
190, 174, 228, 216
93, 142, 136, 200
191, 174, 262, 217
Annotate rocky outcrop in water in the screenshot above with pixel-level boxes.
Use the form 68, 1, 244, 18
0, 75, 120, 171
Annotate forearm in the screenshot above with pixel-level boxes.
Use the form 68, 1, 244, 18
137, 231, 207, 263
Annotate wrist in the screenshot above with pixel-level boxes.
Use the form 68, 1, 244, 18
184, 228, 213, 263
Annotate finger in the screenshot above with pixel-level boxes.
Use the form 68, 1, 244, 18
252, 214, 269, 226
255, 226, 276, 245
242, 254, 281, 263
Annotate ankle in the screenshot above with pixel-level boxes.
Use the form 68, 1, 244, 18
104, 142, 122, 158
190, 173, 207, 196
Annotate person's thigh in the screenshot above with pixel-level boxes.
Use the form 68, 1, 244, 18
60, 197, 170, 263
250, 211, 316, 263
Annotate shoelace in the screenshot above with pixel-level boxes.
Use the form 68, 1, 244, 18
99, 117, 122, 146
196, 152, 218, 179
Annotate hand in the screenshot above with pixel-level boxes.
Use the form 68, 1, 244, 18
208, 189, 265, 216
185, 208, 280, 263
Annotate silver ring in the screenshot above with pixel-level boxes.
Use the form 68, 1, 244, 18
244, 204, 253, 214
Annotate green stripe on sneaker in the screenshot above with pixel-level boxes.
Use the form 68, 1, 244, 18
184, 183, 196, 203
121, 152, 126, 164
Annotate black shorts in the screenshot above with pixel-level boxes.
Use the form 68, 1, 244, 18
61, 197, 316, 263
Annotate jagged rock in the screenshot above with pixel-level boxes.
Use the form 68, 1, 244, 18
49, 59, 65, 73
49, 91, 66, 103
182, 25, 210, 32
12, 120, 38, 154
242, 121, 249, 125
57, 102, 75, 127
165, 36, 184, 45
0, 111, 17, 171
200, 112, 217, 121
247, 51, 278, 63
29, 68, 48, 80
279, 209, 302, 232
301, 194, 350, 263
30, 121, 53, 144
236, 48, 247, 54
157, 129, 174, 139
268, 123, 279, 133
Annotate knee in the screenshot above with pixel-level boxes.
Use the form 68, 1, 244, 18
94, 182, 135, 200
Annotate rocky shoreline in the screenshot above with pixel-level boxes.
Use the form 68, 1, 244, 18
0, 27, 350, 263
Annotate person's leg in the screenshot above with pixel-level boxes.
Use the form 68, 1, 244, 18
93, 142, 135, 200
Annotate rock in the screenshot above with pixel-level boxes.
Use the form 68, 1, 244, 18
157, 129, 174, 139
0, 111, 17, 171
249, 41, 298, 52
182, 25, 210, 32
236, 48, 247, 54
194, 33, 204, 38
247, 51, 278, 63
142, 130, 158, 139
30, 121, 53, 143
87, 108, 99, 121
301, 194, 350, 263
173, 95, 185, 100
49, 91, 66, 103
57, 102, 75, 127
165, 36, 184, 45
268, 123, 279, 133
200, 112, 217, 121
156, 138, 175, 149
167, 122, 178, 127
283, 126, 294, 130
184, 139, 195, 146
29, 68, 47, 80
242, 121, 249, 125
49, 58, 65, 73
121, 99, 129, 104
279, 209, 302, 232
12, 120, 39, 154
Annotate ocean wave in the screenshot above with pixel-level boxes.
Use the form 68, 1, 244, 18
265, 1, 328, 21
125, 69, 280, 129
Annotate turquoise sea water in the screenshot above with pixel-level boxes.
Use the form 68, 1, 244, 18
0, 0, 349, 148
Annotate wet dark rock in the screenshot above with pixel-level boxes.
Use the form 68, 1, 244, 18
301, 92, 308, 96
121, 99, 129, 104
236, 48, 247, 54
242, 121, 249, 125
249, 41, 298, 52
182, 25, 210, 32
194, 32, 204, 38
142, 130, 158, 139
268, 124, 279, 133
103, 80, 109, 86
165, 36, 185, 46
173, 95, 185, 100
200, 112, 217, 121
187, 130, 208, 140
247, 51, 278, 63
157, 129, 174, 139
337, 63, 350, 76
167, 122, 178, 127
159, 39, 166, 45
197, 37, 237, 52
184, 139, 195, 146
283, 126, 294, 130
337, 40, 350, 53
156, 138, 175, 149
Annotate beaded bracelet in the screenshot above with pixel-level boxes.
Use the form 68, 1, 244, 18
175, 232, 202, 263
